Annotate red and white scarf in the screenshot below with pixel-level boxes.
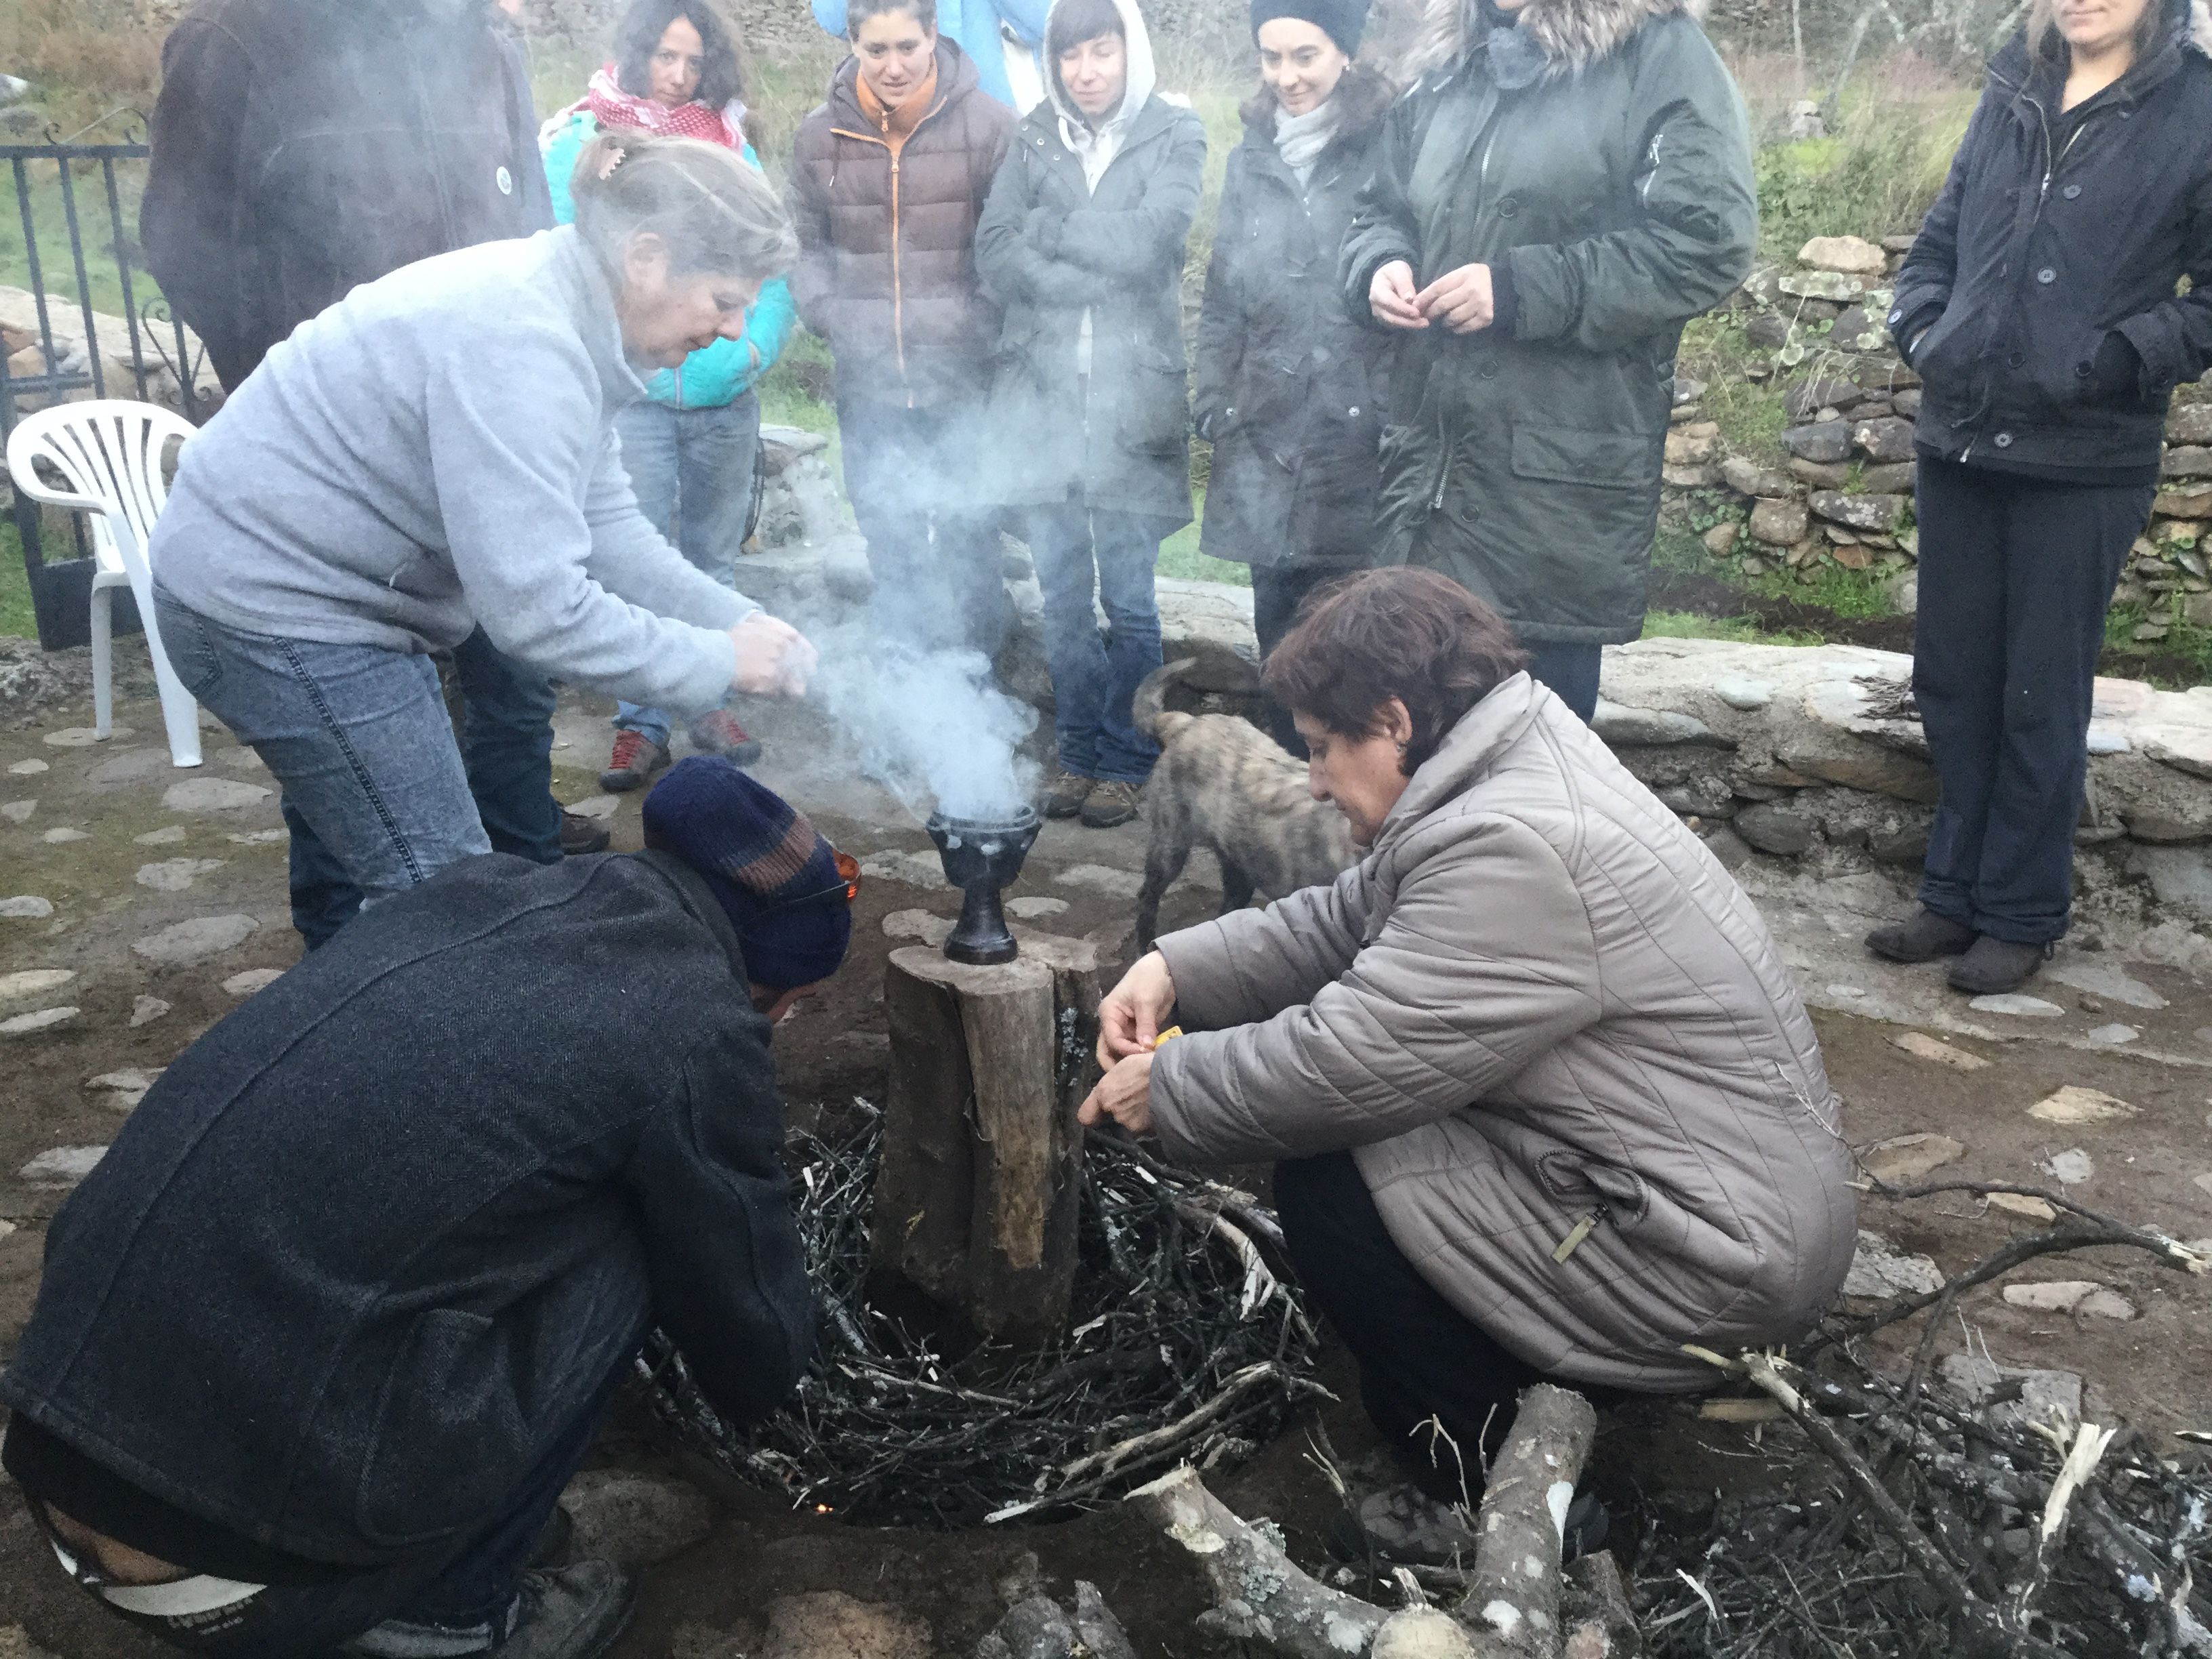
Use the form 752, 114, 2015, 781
583, 64, 745, 150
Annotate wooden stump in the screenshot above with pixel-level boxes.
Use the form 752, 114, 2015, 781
872, 936, 1101, 1344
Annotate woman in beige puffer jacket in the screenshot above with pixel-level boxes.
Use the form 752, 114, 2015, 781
1082, 567, 1857, 1553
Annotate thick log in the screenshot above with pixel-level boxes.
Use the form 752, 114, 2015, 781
1128, 1465, 1390, 1659
1457, 1384, 1597, 1658
874, 939, 1098, 1343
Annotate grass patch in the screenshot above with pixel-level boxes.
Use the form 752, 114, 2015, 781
0, 156, 165, 319
1, 518, 41, 640
1157, 487, 1250, 583
1744, 557, 1897, 618
2104, 597, 2212, 688
1641, 608, 1822, 647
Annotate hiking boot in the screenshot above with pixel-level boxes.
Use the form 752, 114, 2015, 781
1080, 779, 1142, 829
689, 709, 762, 764
560, 812, 611, 856
1864, 907, 1974, 964
1947, 935, 2053, 996
600, 730, 668, 792
1044, 765, 1094, 820
1325, 1482, 1608, 1568
498, 1562, 637, 1659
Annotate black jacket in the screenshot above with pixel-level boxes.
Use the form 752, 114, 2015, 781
0, 851, 811, 1572
1336, 0, 1755, 643
1193, 70, 1394, 570
1891, 0, 2212, 475
141, 0, 554, 392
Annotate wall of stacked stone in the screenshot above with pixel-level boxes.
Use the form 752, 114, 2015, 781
1664, 232, 2212, 632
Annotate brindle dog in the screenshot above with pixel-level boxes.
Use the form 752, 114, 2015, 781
1130, 660, 1357, 951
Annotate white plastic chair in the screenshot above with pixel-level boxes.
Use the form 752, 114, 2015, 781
7, 400, 203, 766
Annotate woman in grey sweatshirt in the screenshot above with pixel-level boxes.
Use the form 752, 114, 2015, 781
150, 131, 816, 945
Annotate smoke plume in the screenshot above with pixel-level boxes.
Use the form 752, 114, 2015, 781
807, 623, 1040, 821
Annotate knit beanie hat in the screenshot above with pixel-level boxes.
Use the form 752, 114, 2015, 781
1250, 0, 1369, 54
642, 757, 855, 990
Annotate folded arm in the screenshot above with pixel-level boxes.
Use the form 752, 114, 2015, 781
1032, 115, 1208, 283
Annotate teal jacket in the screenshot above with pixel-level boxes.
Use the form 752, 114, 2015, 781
542, 108, 795, 408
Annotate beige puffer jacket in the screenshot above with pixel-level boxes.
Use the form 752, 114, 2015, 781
1149, 674, 1857, 1391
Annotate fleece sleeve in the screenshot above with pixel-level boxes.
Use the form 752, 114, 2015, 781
420, 327, 750, 712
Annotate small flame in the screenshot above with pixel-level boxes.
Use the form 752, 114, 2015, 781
813, 1502, 835, 1515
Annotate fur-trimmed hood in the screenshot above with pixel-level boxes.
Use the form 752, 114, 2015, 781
1406, 0, 1708, 77
1235, 61, 1397, 143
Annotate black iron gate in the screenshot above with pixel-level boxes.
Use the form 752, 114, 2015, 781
2, 134, 211, 650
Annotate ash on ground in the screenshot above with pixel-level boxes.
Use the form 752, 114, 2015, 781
639, 1105, 1325, 1528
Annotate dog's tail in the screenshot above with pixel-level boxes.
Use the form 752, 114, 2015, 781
1132, 659, 1198, 745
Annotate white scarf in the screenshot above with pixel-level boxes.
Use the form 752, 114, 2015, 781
1273, 99, 1340, 188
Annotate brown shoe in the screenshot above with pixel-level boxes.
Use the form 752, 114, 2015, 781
1044, 765, 1094, 819
688, 708, 762, 764
1080, 779, 1142, 829
559, 812, 611, 856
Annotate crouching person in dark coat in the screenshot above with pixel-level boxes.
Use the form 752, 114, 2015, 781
0, 758, 855, 1659
1195, 0, 1394, 752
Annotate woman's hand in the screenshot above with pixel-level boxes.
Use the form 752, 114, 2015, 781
729, 612, 817, 697
1097, 950, 1177, 1067
1078, 1050, 1154, 1136
1369, 260, 1429, 331
1416, 264, 1495, 333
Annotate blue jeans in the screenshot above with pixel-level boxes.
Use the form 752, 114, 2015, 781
1028, 507, 1166, 783
611, 396, 760, 748
157, 590, 496, 949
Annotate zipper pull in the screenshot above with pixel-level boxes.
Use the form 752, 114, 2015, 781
1553, 1208, 1605, 1264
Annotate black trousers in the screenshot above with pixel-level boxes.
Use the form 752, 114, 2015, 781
1275, 1151, 1610, 1500
1252, 562, 1347, 756
1912, 458, 2154, 943
1523, 640, 1603, 723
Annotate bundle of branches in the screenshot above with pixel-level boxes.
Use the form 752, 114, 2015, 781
637, 1103, 1326, 1528
1633, 1178, 2212, 1658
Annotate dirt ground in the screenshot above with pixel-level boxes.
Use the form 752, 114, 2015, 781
2, 677, 2209, 1657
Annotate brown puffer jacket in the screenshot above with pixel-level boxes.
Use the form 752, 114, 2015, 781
789, 40, 1015, 407
1148, 675, 1858, 1391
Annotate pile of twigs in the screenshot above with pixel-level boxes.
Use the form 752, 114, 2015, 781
638, 1103, 1325, 1528
1632, 1179, 2212, 1658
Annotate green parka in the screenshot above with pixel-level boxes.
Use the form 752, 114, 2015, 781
1340, 0, 1755, 643
973, 0, 1208, 523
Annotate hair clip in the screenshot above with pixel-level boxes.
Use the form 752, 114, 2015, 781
596, 144, 628, 181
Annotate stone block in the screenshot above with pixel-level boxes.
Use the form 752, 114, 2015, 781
560, 1469, 716, 1570
1782, 377, 1864, 419
2163, 445, 2212, 478
2156, 485, 2212, 519
1798, 234, 1887, 275
1778, 270, 1863, 302
1749, 497, 1809, 546
1734, 801, 1815, 856
1702, 521, 1741, 556
2169, 403, 2212, 445
1787, 457, 1852, 489
1780, 421, 1852, 463
1861, 461, 1917, 494
1719, 455, 1796, 497
1852, 416, 1917, 464
1664, 426, 1717, 464
1809, 491, 1906, 533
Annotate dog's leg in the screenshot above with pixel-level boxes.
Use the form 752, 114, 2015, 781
1218, 857, 1257, 918
1136, 806, 1193, 954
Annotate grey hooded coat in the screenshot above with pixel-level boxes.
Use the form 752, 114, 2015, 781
973, 0, 1208, 523
1147, 676, 1858, 1391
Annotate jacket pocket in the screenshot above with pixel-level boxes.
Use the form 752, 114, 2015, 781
1118, 339, 1190, 455
1509, 422, 1651, 489
355, 1309, 530, 1547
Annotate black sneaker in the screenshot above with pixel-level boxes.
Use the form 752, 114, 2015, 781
499, 1561, 637, 1659
1864, 907, 1974, 964
1947, 935, 2053, 996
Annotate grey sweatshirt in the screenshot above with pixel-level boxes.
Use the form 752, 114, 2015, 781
150, 227, 756, 713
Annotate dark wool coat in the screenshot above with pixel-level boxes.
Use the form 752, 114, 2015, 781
1195, 68, 1395, 570
1891, 0, 2212, 476
789, 41, 1017, 409
0, 852, 811, 1572
974, 94, 1209, 522
140, 0, 552, 393
1339, 0, 1755, 644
